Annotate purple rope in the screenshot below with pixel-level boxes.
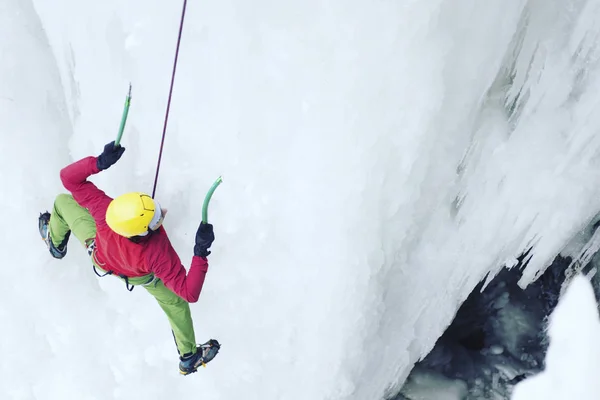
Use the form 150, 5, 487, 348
152, 0, 188, 198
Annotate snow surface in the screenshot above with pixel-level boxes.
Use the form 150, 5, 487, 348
3, 0, 600, 398
511, 275, 600, 400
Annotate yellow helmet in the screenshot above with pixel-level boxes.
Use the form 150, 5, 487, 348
106, 192, 163, 237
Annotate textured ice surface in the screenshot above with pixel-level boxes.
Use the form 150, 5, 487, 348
4, 0, 600, 399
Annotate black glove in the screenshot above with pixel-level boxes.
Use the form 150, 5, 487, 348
194, 222, 215, 258
97, 141, 126, 171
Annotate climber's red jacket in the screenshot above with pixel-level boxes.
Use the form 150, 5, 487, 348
60, 156, 208, 303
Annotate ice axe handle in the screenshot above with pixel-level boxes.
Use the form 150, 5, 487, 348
202, 176, 223, 223
115, 84, 132, 147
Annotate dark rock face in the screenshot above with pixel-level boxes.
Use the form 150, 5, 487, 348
397, 249, 600, 400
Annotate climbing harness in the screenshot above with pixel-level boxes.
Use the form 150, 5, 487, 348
87, 239, 149, 292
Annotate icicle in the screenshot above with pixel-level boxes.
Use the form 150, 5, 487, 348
561, 228, 600, 296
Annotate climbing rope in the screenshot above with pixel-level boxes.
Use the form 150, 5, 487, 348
152, 0, 189, 198
114, 0, 222, 221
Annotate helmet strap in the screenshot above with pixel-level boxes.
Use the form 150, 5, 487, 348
128, 229, 155, 243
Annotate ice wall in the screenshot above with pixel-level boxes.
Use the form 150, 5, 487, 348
3, 0, 600, 399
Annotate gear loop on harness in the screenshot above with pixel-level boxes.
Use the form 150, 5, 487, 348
120, 275, 135, 292
93, 265, 113, 278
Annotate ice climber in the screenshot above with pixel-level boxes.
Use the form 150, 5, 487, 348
37, 141, 220, 375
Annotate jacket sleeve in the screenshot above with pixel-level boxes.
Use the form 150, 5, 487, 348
60, 156, 112, 227
147, 233, 209, 303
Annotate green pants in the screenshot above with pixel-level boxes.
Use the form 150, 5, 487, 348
50, 194, 198, 356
